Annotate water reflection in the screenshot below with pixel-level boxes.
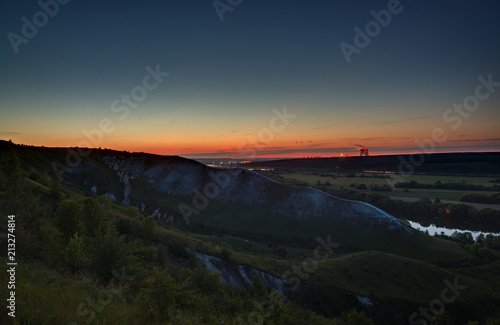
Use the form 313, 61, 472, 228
408, 221, 500, 240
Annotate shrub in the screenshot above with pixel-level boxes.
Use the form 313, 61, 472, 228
65, 232, 88, 274
249, 273, 268, 298
334, 309, 374, 325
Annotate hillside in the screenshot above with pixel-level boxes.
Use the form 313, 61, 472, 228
1, 141, 500, 324
2, 142, 471, 261
94, 150, 409, 230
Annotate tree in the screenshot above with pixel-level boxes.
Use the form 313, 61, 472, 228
37, 222, 65, 264
452, 231, 474, 245
66, 232, 88, 274
0, 150, 27, 215
483, 234, 495, 248
188, 266, 223, 294
56, 200, 83, 242
82, 197, 105, 237
249, 273, 268, 298
4, 150, 22, 193
478, 247, 495, 261
140, 268, 187, 321
121, 206, 144, 220
268, 289, 287, 321
469, 242, 481, 256
89, 230, 127, 282
417, 197, 432, 206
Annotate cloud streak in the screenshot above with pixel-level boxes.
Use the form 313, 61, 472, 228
449, 138, 500, 142
0, 131, 21, 136
308, 125, 338, 131
370, 115, 435, 125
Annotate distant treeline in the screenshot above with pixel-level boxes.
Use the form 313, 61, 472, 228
244, 152, 500, 175
315, 186, 500, 233
395, 180, 499, 191
460, 193, 500, 204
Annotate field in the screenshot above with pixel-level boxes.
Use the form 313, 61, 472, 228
267, 171, 500, 210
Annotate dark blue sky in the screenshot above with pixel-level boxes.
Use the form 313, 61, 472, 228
1, 0, 499, 157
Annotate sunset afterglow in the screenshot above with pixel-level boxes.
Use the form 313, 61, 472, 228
1, 1, 499, 158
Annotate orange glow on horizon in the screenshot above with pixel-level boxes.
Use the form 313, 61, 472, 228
5, 128, 500, 160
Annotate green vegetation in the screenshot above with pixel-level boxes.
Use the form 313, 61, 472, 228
0, 147, 338, 324
265, 170, 500, 204
395, 180, 499, 191
1, 141, 500, 324
461, 193, 500, 204
258, 170, 500, 232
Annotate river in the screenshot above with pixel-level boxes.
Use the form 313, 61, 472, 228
408, 221, 500, 240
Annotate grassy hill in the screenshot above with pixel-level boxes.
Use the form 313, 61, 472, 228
1, 141, 500, 324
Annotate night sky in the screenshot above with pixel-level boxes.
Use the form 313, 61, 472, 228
1, 0, 499, 158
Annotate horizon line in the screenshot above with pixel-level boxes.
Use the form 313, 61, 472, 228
4, 140, 500, 161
